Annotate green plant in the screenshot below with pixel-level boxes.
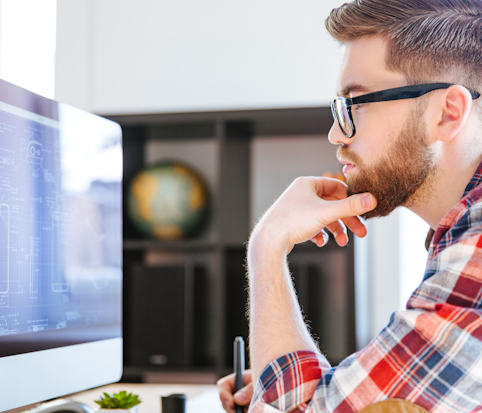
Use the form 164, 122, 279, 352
94, 391, 141, 409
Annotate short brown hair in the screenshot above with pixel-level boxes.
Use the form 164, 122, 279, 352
325, 0, 481, 94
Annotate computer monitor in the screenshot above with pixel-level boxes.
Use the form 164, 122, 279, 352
0, 79, 123, 411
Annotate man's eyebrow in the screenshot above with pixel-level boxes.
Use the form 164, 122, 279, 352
338, 83, 370, 97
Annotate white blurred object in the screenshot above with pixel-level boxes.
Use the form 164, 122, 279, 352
186, 388, 224, 412
0, 0, 57, 98
355, 208, 429, 349
399, 208, 429, 306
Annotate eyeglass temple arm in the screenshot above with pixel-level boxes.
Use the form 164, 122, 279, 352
347, 83, 480, 106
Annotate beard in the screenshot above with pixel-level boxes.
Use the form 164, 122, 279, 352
338, 106, 437, 219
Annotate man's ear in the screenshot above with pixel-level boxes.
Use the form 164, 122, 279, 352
428, 85, 473, 143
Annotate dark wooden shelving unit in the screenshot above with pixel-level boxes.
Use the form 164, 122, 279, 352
105, 106, 355, 383
123, 239, 218, 251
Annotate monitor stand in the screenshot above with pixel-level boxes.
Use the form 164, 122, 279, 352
26, 399, 95, 413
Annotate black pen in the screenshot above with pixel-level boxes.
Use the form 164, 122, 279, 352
233, 336, 245, 413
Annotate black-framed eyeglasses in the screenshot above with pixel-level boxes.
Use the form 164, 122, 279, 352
331, 82, 481, 138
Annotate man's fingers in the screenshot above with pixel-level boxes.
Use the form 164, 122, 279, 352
217, 370, 253, 412
313, 176, 348, 199
311, 178, 374, 237
326, 220, 348, 246
341, 216, 367, 238
217, 373, 235, 412
234, 382, 254, 405
311, 229, 329, 247
217, 372, 236, 392
218, 388, 234, 412
319, 193, 376, 226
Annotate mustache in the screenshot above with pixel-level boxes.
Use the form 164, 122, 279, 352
337, 146, 362, 165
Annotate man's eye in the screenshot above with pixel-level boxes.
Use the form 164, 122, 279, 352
353, 104, 363, 110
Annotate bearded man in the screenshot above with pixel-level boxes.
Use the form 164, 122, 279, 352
218, 0, 481, 411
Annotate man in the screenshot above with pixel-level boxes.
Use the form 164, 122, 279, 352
218, 0, 481, 412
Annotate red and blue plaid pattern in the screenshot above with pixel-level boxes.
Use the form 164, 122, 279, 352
250, 163, 482, 412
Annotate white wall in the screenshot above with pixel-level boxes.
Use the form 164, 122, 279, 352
55, 0, 343, 114
0, 0, 56, 99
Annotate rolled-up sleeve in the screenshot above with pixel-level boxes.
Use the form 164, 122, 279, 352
250, 351, 330, 412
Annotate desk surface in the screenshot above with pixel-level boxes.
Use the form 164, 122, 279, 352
69, 383, 224, 413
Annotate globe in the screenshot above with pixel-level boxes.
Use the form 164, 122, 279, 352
127, 161, 209, 240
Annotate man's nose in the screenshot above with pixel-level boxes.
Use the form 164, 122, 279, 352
328, 121, 352, 146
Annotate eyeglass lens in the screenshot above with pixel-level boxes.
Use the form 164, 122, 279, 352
333, 98, 354, 137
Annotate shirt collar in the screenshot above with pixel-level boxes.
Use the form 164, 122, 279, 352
425, 161, 482, 251
462, 161, 482, 197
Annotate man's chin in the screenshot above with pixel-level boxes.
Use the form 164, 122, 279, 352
361, 206, 394, 220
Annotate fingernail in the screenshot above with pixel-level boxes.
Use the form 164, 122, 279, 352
362, 194, 373, 209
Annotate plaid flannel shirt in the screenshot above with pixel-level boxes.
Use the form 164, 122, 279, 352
249, 162, 482, 413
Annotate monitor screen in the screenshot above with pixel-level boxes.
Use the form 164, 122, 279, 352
0, 79, 123, 411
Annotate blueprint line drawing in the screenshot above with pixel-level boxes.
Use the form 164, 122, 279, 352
0, 103, 122, 341
0, 203, 10, 294
29, 238, 38, 299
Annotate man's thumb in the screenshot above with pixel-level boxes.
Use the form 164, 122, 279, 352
234, 384, 252, 405
327, 193, 377, 221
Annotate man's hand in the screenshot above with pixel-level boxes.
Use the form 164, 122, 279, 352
217, 370, 253, 413
247, 176, 377, 381
250, 176, 377, 255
